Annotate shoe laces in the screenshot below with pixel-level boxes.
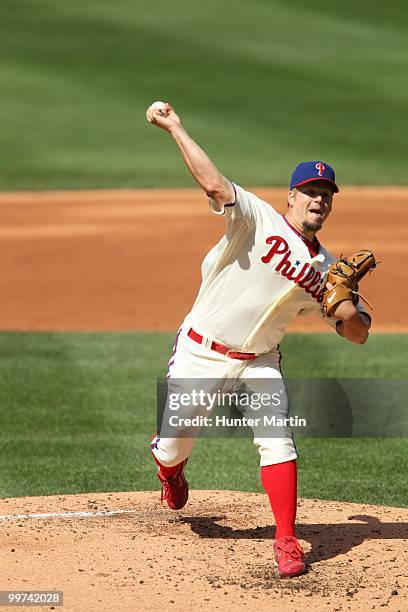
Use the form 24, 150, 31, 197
275, 536, 304, 560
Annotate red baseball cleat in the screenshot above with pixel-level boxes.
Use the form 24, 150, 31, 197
273, 536, 307, 578
157, 459, 189, 510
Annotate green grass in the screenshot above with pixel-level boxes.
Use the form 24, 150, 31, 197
188, 438, 408, 508
0, 1, 408, 189
0, 331, 407, 506
281, 333, 408, 377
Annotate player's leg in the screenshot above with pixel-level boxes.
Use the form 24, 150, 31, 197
150, 431, 190, 511
151, 331, 225, 467
241, 351, 305, 577
238, 366, 298, 539
150, 325, 230, 509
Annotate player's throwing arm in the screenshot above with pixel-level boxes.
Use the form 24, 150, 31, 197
146, 101, 234, 208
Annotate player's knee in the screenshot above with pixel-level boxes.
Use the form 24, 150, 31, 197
157, 450, 187, 467
255, 437, 297, 466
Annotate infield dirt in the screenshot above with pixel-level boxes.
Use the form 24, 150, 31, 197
0, 186, 405, 332
1, 491, 407, 611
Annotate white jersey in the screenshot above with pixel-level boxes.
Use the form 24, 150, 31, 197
186, 183, 367, 354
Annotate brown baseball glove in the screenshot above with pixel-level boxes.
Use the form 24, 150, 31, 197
321, 249, 377, 317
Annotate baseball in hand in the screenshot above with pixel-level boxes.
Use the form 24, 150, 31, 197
150, 100, 168, 117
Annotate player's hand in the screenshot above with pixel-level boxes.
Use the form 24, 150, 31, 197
330, 300, 358, 321
146, 102, 181, 133
324, 282, 356, 321
324, 282, 355, 320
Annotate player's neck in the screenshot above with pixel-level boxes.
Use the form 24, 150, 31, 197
284, 214, 316, 243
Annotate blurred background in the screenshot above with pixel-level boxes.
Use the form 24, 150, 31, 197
1, 0, 408, 189
0, 0, 407, 505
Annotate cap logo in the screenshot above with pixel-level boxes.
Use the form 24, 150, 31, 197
315, 162, 326, 176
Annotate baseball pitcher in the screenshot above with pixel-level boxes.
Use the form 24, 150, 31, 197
146, 101, 375, 578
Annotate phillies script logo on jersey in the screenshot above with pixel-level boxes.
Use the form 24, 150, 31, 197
261, 236, 326, 302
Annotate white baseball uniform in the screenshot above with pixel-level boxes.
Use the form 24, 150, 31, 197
151, 183, 368, 467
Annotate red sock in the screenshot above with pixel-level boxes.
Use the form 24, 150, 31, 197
260, 459, 297, 539
151, 446, 182, 477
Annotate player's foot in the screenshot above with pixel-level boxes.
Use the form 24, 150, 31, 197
157, 459, 189, 510
273, 536, 306, 578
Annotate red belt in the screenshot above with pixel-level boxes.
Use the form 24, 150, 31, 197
187, 328, 257, 360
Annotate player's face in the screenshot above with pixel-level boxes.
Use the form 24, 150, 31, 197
289, 181, 334, 234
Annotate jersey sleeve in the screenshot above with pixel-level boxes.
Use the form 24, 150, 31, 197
355, 302, 372, 325
208, 182, 264, 224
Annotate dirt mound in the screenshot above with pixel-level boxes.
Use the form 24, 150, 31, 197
1, 490, 407, 611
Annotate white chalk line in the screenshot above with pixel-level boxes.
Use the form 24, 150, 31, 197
0, 508, 139, 522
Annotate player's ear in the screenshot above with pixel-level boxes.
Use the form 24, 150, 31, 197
288, 189, 296, 207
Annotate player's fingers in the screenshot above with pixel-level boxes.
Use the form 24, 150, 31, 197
146, 108, 161, 124
153, 110, 171, 125
146, 106, 158, 118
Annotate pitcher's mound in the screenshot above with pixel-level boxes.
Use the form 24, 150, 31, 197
0, 491, 407, 611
